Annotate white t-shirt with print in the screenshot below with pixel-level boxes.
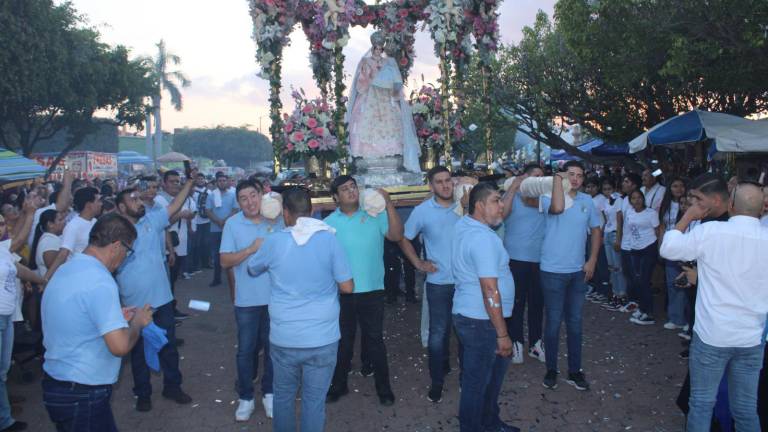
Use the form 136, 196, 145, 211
624, 207, 659, 250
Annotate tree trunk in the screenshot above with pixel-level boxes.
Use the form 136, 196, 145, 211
145, 112, 153, 170
152, 95, 161, 172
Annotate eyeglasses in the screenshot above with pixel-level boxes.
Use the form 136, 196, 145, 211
120, 241, 134, 258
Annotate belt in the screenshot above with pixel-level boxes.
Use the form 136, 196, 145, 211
43, 373, 111, 391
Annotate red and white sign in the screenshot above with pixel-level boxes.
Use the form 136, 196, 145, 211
32, 151, 118, 180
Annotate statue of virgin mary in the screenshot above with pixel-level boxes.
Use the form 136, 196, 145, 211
347, 31, 421, 173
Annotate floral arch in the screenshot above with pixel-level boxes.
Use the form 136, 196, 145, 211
249, 0, 501, 173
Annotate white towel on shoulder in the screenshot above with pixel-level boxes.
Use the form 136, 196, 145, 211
211, 189, 223, 208
290, 217, 336, 246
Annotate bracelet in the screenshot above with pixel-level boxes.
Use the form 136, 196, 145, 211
496, 334, 509, 339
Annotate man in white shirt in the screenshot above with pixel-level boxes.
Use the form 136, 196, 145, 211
660, 183, 768, 432
44, 186, 102, 279
641, 169, 665, 212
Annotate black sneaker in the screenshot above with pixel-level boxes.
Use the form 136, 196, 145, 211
427, 385, 442, 403
174, 310, 189, 320
378, 391, 395, 406
359, 364, 374, 377
326, 384, 349, 403
162, 388, 192, 404
565, 372, 590, 391
542, 370, 558, 389
0, 421, 27, 431
679, 349, 690, 359
175, 337, 185, 347
136, 396, 152, 412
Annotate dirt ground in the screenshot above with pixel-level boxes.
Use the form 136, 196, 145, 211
10, 270, 687, 431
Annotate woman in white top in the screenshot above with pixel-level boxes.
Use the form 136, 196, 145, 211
0, 213, 46, 431
599, 178, 628, 307
657, 177, 688, 331
624, 190, 659, 326
30, 209, 66, 278
611, 173, 642, 313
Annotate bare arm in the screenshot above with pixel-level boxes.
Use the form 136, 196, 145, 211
501, 175, 527, 219
220, 238, 262, 269
166, 172, 197, 219
10, 206, 35, 253
206, 208, 224, 228
338, 278, 354, 294
398, 237, 437, 273
44, 248, 70, 280
584, 227, 601, 281
55, 171, 74, 212
479, 277, 512, 357
615, 210, 624, 250
15, 262, 46, 285
42, 250, 58, 269
103, 305, 152, 357
549, 174, 565, 214
378, 189, 403, 242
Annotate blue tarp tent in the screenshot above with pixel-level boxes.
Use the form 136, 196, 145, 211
0, 149, 47, 183
629, 109, 768, 153
550, 138, 628, 160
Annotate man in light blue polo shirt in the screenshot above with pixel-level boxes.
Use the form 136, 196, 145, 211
539, 160, 602, 392
42, 213, 153, 431
398, 166, 459, 403
501, 163, 546, 365
451, 182, 516, 432
248, 187, 353, 432
220, 179, 283, 422
324, 175, 403, 406
206, 172, 238, 287
116, 171, 199, 412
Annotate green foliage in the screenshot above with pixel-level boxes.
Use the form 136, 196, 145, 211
172, 126, 273, 168
496, 0, 768, 160
0, 0, 153, 160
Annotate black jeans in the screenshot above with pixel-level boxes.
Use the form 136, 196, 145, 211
332, 291, 392, 396
384, 239, 418, 301
193, 222, 211, 270
130, 302, 182, 397
210, 231, 223, 283
507, 260, 543, 346
169, 255, 186, 309
627, 243, 657, 315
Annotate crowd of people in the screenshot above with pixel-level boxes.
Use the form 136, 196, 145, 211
0, 160, 765, 432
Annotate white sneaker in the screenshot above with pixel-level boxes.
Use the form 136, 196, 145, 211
631, 308, 642, 318
663, 322, 684, 330
235, 399, 255, 422
262, 393, 274, 419
529, 340, 546, 363
511, 342, 524, 364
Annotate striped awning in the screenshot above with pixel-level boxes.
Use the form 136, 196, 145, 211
0, 149, 47, 183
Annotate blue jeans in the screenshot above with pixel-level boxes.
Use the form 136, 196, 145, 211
627, 243, 657, 315
235, 305, 273, 400
453, 314, 512, 432
664, 261, 688, 326
271, 342, 338, 432
540, 271, 587, 374
603, 231, 627, 296
426, 282, 455, 388
42, 377, 117, 432
129, 302, 182, 397
0, 315, 14, 429
687, 332, 764, 432
507, 260, 543, 346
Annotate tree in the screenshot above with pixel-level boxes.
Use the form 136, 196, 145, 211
496, 0, 768, 160
0, 0, 153, 174
145, 40, 190, 167
172, 126, 273, 168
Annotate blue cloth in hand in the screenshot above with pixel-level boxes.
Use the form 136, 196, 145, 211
142, 323, 168, 372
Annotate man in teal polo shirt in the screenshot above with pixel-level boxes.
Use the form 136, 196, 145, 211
324, 175, 403, 406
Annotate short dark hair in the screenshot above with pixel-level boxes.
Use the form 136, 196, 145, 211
215, 171, 228, 180
196, 173, 206, 179
468, 182, 498, 216
689, 173, 729, 200
562, 160, 585, 173
331, 175, 356, 196
235, 179, 262, 197
623, 173, 642, 190
426, 166, 450, 183
282, 187, 312, 217
163, 170, 180, 182
140, 175, 158, 183
101, 197, 116, 212
522, 163, 542, 175
100, 184, 114, 197
116, 188, 137, 207
73, 187, 99, 212
48, 189, 61, 206
88, 213, 137, 248
585, 177, 600, 188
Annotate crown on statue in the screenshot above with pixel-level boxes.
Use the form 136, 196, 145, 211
370, 31, 386, 48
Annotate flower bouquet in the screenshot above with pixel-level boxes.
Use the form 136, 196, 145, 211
282, 88, 340, 166
410, 84, 465, 155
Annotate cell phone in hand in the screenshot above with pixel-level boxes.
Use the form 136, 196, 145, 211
183, 160, 192, 178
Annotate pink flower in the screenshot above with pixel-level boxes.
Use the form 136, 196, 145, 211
302, 104, 314, 114
431, 133, 441, 141
307, 139, 320, 149
399, 57, 408, 66
313, 127, 325, 136
398, 9, 409, 18
307, 117, 318, 128
291, 132, 305, 142
286, 143, 294, 151
284, 122, 294, 133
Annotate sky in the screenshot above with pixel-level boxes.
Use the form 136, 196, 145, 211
69, 0, 556, 134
